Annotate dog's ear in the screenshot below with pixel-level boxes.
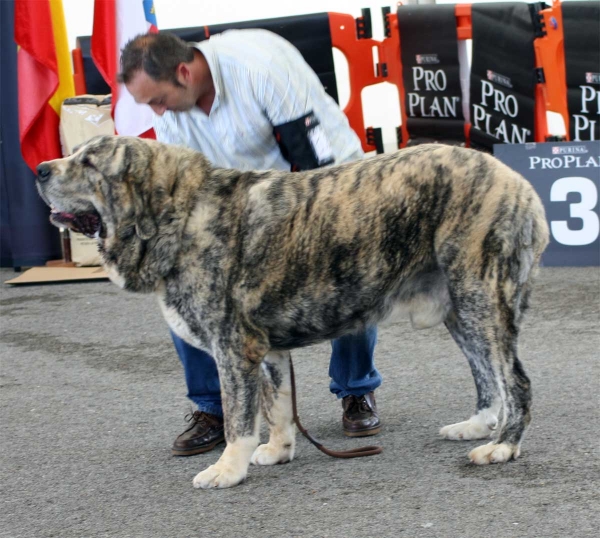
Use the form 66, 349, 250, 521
106, 143, 130, 177
116, 142, 157, 241
131, 180, 158, 240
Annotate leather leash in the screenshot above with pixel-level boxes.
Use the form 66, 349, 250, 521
289, 357, 383, 458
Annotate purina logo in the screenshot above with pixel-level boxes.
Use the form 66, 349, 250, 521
585, 72, 600, 84
552, 145, 588, 155
486, 70, 513, 89
416, 54, 439, 65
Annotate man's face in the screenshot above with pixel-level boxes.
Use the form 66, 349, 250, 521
126, 69, 198, 116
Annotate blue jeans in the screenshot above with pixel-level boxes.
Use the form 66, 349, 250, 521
171, 327, 381, 417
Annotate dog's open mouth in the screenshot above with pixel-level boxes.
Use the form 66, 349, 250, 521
50, 208, 103, 238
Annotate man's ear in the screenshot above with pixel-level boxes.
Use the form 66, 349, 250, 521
175, 62, 191, 85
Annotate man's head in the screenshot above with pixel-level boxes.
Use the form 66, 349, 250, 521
118, 32, 211, 115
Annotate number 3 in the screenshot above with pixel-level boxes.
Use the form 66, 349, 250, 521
550, 176, 599, 246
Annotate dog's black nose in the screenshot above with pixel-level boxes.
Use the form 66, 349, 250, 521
37, 163, 52, 182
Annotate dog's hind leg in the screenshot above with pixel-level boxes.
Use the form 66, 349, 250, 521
467, 282, 533, 465
251, 351, 296, 466
193, 338, 266, 489
440, 274, 532, 464
439, 308, 501, 441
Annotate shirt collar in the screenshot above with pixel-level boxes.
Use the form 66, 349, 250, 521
194, 40, 222, 114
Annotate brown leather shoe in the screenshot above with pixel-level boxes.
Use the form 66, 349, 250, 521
342, 391, 381, 437
171, 411, 225, 456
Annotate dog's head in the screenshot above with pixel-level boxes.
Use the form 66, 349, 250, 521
36, 135, 161, 241
36, 135, 207, 291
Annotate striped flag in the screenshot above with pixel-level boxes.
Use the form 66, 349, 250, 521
91, 0, 158, 137
15, 0, 75, 171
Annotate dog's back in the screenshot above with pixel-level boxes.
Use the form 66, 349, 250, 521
227, 145, 548, 349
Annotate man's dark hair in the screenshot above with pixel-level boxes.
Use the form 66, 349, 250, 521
117, 32, 195, 85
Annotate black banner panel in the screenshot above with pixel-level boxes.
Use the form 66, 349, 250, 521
562, 1, 600, 142
495, 141, 600, 267
470, 3, 537, 151
397, 4, 465, 146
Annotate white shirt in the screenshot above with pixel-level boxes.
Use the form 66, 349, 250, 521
153, 29, 363, 170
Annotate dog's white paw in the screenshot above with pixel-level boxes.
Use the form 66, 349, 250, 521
440, 410, 498, 440
439, 419, 495, 440
192, 463, 247, 489
250, 442, 295, 466
469, 442, 520, 465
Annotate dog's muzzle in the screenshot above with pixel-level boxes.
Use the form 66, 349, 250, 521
49, 209, 103, 238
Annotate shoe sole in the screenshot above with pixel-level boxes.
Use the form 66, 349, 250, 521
171, 437, 225, 456
343, 426, 381, 438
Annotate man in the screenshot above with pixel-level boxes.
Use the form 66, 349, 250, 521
118, 29, 382, 456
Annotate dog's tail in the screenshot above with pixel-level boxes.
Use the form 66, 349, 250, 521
512, 188, 549, 324
518, 191, 550, 285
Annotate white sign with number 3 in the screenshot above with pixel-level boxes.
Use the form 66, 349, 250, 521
550, 176, 600, 246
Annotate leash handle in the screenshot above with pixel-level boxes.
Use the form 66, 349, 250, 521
289, 357, 383, 459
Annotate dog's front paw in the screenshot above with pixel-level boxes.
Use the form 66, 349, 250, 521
439, 419, 494, 440
250, 442, 295, 466
469, 442, 519, 465
192, 463, 247, 489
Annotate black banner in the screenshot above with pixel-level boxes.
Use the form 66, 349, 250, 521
397, 4, 465, 146
562, 1, 600, 142
470, 2, 538, 151
494, 141, 600, 267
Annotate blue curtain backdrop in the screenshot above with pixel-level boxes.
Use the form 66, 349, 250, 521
0, 0, 62, 268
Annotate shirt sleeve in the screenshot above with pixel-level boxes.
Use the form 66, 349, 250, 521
251, 60, 341, 169
252, 65, 312, 127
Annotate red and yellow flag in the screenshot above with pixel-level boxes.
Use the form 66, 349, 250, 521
15, 0, 75, 171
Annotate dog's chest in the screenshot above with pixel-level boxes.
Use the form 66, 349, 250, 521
155, 283, 212, 353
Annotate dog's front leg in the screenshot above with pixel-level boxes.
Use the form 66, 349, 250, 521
193, 346, 262, 489
251, 351, 296, 466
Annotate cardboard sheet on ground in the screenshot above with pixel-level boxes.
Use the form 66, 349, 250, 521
5, 267, 108, 285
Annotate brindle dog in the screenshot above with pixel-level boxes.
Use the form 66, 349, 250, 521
36, 135, 549, 489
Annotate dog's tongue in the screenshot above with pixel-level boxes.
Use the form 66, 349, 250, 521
50, 209, 101, 238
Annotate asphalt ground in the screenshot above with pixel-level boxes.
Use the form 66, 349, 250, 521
1, 266, 598, 538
